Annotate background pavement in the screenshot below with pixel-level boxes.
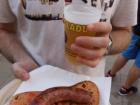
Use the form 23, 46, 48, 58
0, 54, 140, 105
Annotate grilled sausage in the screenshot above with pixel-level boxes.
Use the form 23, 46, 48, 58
30, 87, 91, 105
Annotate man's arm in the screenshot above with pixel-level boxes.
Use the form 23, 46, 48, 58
109, 26, 131, 54
0, 23, 38, 80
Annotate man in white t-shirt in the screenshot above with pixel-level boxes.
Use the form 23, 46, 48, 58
0, 0, 138, 80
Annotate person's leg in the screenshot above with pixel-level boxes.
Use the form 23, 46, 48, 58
124, 66, 140, 88
118, 65, 140, 95
106, 33, 140, 77
118, 48, 140, 95
124, 48, 140, 88
109, 54, 128, 76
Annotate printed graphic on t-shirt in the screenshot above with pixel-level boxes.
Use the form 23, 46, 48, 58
66, 0, 114, 8
75, 0, 115, 21
100, 0, 114, 21
81, 0, 98, 7
21, 0, 63, 21
21, 0, 115, 21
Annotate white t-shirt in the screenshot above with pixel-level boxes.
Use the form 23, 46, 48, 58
0, 0, 138, 77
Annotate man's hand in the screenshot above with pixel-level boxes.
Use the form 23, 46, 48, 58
12, 58, 38, 81
71, 22, 112, 67
0, 23, 39, 81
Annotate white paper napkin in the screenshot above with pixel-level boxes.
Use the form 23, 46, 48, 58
14, 65, 111, 105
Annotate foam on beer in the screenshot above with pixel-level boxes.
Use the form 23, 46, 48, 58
64, 5, 102, 25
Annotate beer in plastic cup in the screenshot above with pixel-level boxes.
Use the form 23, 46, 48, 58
64, 4, 102, 64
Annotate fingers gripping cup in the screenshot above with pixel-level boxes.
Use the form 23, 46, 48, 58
64, 3, 102, 64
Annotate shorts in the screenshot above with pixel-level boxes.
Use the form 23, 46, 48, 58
122, 33, 140, 68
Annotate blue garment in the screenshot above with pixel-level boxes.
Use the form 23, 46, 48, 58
122, 33, 140, 68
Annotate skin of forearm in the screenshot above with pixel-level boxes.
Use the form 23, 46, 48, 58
0, 30, 31, 63
0, 26, 34, 63
109, 27, 131, 55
